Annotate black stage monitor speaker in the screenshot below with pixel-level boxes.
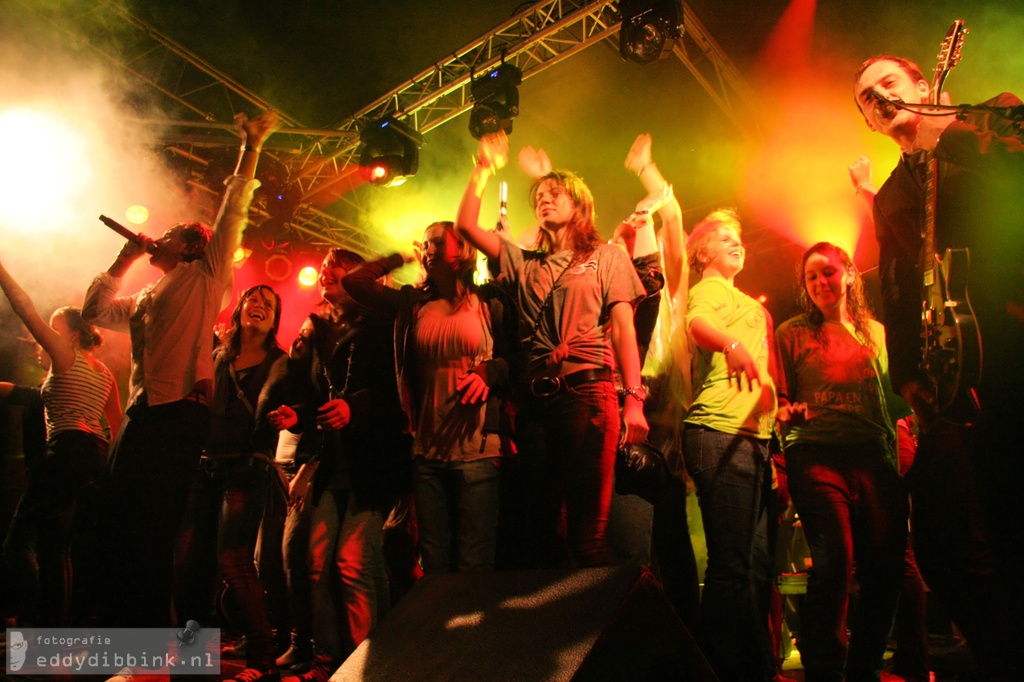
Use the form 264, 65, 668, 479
334, 565, 717, 682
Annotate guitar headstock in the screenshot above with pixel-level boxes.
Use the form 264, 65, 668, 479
932, 20, 968, 104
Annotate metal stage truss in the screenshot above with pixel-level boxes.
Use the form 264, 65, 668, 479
27, 0, 760, 255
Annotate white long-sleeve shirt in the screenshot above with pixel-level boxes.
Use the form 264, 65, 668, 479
84, 175, 259, 407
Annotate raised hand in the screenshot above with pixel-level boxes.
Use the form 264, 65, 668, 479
477, 131, 509, 173
236, 110, 283, 148
518, 145, 552, 179
625, 133, 653, 176
848, 155, 874, 191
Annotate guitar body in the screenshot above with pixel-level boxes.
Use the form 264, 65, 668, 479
922, 248, 982, 422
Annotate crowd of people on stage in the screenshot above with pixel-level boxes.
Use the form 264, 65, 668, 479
1, 51, 1022, 682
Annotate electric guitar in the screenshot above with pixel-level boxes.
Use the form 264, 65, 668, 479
920, 19, 981, 424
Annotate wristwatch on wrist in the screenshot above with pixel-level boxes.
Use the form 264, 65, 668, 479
619, 385, 647, 403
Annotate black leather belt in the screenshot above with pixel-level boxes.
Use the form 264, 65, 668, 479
526, 367, 613, 398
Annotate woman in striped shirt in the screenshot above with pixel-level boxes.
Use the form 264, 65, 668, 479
1, 258, 122, 626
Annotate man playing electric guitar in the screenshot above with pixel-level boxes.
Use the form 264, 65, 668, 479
854, 45, 1024, 680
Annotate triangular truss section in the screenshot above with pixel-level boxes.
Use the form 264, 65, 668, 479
23, 0, 760, 253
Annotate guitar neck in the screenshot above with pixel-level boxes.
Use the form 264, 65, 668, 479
920, 19, 965, 286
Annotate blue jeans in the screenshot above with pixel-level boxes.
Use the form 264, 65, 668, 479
414, 457, 500, 573
174, 455, 276, 669
282, 482, 315, 645
786, 442, 908, 682
514, 380, 619, 568
684, 424, 775, 682
307, 488, 388, 668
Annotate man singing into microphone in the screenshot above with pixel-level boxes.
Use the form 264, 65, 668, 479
854, 56, 1024, 680
83, 110, 280, 629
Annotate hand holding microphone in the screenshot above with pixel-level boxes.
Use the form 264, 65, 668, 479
99, 215, 156, 270
99, 215, 156, 254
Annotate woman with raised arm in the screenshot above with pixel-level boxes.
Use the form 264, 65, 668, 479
774, 242, 910, 682
342, 221, 515, 574
614, 133, 701, 631
683, 209, 778, 681
455, 131, 648, 568
0, 260, 121, 626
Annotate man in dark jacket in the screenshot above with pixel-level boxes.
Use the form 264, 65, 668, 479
854, 55, 1024, 680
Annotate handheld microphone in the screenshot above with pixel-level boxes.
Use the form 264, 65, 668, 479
99, 215, 157, 253
870, 91, 898, 120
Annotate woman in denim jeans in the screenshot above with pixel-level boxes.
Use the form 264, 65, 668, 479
174, 284, 286, 682
343, 221, 517, 574
455, 131, 649, 568
683, 210, 778, 681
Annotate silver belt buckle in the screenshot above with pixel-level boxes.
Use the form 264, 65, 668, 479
530, 376, 561, 398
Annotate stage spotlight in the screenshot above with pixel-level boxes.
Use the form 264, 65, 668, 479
358, 115, 423, 188
469, 62, 522, 140
619, 0, 683, 65
233, 246, 252, 267
256, 157, 301, 221
297, 265, 319, 288
244, 216, 291, 252
125, 205, 149, 225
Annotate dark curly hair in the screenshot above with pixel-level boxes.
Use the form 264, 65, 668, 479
798, 242, 876, 353
219, 285, 283, 363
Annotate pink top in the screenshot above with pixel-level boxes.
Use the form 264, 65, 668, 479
412, 296, 500, 462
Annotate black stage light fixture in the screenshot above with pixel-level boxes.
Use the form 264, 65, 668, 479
358, 115, 424, 187
469, 62, 523, 140
255, 157, 301, 221
619, 0, 683, 65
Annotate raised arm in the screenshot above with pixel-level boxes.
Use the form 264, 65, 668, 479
234, 110, 282, 181
455, 132, 508, 260
0, 259, 76, 373
342, 253, 414, 313
625, 134, 685, 300
206, 110, 283, 280
849, 155, 877, 214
